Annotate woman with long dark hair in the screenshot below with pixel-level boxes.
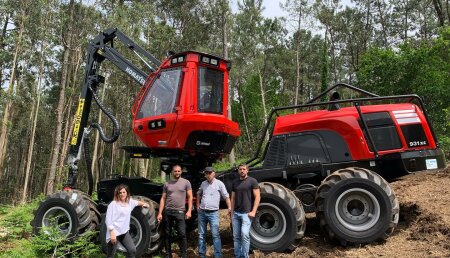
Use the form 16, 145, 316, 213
105, 184, 149, 258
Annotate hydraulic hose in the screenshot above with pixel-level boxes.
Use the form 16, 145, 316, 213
88, 85, 121, 143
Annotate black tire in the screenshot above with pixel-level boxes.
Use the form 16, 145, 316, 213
147, 199, 163, 254
250, 182, 306, 252
81, 193, 100, 232
315, 167, 400, 245
99, 196, 157, 257
32, 190, 91, 238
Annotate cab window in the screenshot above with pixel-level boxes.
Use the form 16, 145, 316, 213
198, 67, 223, 114
137, 68, 182, 119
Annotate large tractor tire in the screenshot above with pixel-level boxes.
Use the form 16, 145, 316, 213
315, 167, 399, 245
80, 192, 100, 232
146, 199, 163, 254
99, 196, 160, 257
250, 182, 306, 252
32, 190, 92, 238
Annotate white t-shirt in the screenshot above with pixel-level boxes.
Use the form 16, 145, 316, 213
105, 199, 138, 243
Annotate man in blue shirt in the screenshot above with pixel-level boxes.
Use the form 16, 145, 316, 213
196, 166, 231, 258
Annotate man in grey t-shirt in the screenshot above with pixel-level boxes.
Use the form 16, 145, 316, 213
157, 165, 193, 258
196, 166, 231, 258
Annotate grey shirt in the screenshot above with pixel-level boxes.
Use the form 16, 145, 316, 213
197, 178, 229, 211
163, 177, 192, 211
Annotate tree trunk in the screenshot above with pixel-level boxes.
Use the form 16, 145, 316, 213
294, 5, 302, 113
432, 0, 445, 26
22, 44, 46, 203
256, 65, 268, 127
221, 0, 236, 165
0, 8, 25, 177
238, 83, 251, 144
446, 0, 450, 24
110, 142, 116, 176
0, 10, 25, 175
0, 13, 10, 88
138, 159, 146, 177
47, 0, 75, 195
329, 29, 338, 83
376, 0, 388, 46
98, 140, 105, 180
56, 47, 81, 187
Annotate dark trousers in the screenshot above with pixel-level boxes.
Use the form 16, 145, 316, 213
163, 210, 187, 258
106, 231, 136, 258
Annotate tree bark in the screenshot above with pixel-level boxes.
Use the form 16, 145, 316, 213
294, 4, 302, 113
432, 0, 445, 26
256, 65, 268, 127
376, 0, 388, 46
56, 47, 81, 188
0, 13, 10, 89
47, 0, 75, 195
22, 42, 46, 203
221, 0, 236, 165
446, 0, 450, 24
237, 82, 251, 144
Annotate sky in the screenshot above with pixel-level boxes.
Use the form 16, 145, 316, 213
230, 0, 286, 18
231, 0, 354, 18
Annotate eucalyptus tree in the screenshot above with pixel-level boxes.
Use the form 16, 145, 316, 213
314, 0, 344, 83
229, 0, 265, 153
281, 0, 312, 108
432, 0, 450, 26
0, 0, 30, 178
154, 0, 212, 52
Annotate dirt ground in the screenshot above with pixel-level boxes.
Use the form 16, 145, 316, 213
164, 166, 450, 258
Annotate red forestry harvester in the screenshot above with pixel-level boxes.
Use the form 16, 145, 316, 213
32, 28, 446, 256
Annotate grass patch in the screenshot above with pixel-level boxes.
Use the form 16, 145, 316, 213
0, 196, 103, 257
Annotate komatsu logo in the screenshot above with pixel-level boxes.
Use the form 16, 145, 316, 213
196, 141, 211, 146
125, 67, 145, 84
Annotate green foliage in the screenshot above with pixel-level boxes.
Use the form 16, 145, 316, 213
32, 227, 102, 258
0, 238, 35, 258
213, 157, 250, 173
0, 197, 102, 257
357, 26, 450, 157
0, 197, 42, 240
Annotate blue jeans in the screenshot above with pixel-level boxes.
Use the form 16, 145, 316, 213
232, 212, 252, 258
198, 210, 221, 258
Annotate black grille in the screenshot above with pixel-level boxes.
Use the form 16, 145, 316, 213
263, 136, 286, 168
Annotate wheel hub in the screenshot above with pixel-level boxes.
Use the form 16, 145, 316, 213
129, 216, 143, 248
335, 188, 380, 231
258, 210, 278, 232
250, 203, 286, 244
42, 207, 73, 237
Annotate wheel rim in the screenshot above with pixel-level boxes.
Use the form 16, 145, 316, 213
42, 207, 73, 236
250, 203, 286, 244
129, 216, 143, 247
335, 188, 380, 231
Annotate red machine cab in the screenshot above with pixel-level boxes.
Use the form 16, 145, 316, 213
132, 51, 240, 156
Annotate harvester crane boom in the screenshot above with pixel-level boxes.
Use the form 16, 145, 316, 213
65, 28, 160, 193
